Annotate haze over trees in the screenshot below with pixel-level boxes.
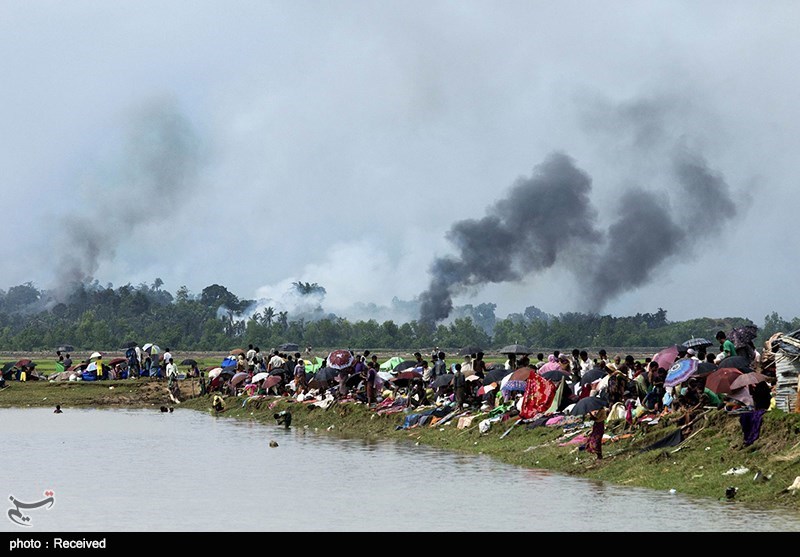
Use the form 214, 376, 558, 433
0, 280, 774, 352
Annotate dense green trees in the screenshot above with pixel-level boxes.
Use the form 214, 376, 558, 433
0, 281, 780, 352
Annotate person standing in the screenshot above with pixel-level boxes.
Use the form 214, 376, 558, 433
166, 357, 179, 389
246, 344, 256, 373
461, 354, 473, 377
162, 348, 173, 368
294, 358, 307, 396
451, 363, 466, 409
424, 353, 437, 384
473, 352, 487, 379
268, 351, 284, 372
365, 361, 377, 405
433, 351, 447, 383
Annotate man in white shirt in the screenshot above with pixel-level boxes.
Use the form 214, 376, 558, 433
162, 348, 173, 367
268, 352, 285, 372
166, 358, 179, 385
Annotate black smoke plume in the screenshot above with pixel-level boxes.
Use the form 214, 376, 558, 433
419, 153, 602, 324
419, 149, 738, 324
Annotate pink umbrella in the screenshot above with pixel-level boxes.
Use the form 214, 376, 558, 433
264, 376, 282, 389
653, 345, 680, 370
327, 350, 355, 370
231, 372, 248, 386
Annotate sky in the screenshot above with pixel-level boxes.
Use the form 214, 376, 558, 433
2, 1, 799, 326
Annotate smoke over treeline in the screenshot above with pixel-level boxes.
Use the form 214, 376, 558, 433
56, 98, 203, 296
419, 149, 738, 324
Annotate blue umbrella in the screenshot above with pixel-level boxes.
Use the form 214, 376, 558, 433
664, 358, 699, 388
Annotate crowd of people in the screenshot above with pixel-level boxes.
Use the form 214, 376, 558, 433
207, 328, 782, 459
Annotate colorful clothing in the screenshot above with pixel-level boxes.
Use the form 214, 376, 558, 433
519, 373, 558, 419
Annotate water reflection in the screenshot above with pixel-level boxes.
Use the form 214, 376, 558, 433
2, 407, 799, 532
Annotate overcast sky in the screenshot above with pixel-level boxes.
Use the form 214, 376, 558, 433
2, 1, 798, 325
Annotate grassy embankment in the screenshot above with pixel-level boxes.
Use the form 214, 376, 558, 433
5, 374, 800, 513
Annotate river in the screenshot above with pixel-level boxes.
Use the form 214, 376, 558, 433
2, 407, 799, 532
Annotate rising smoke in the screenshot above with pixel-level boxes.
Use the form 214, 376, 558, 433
419, 143, 739, 324
419, 153, 603, 324
55, 98, 203, 295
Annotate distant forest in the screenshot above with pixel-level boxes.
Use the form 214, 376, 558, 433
0, 280, 795, 353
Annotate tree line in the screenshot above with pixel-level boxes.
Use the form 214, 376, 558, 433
0, 280, 789, 353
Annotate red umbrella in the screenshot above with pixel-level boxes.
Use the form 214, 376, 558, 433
14, 359, 32, 368
230, 348, 246, 356
652, 345, 680, 370
108, 357, 127, 367
705, 367, 743, 395
327, 350, 355, 370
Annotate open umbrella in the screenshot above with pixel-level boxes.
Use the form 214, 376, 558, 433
180, 358, 198, 366
327, 350, 355, 370
665, 358, 699, 388
683, 337, 713, 350
252, 372, 269, 383
580, 367, 607, 386
230, 348, 246, 356
483, 368, 511, 385
2, 362, 16, 373
458, 346, 483, 356
393, 360, 418, 373
652, 345, 680, 370
314, 366, 339, 383
541, 370, 569, 383
207, 367, 223, 379
694, 362, 717, 377
14, 359, 32, 369
390, 370, 423, 387
477, 383, 497, 396
143, 343, 160, 355
570, 396, 609, 417
220, 368, 236, 378
705, 368, 743, 395
730, 372, 771, 391
717, 355, 752, 374
108, 357, 127, 367
727, 387, 754, 407
124, 341, 138, 349
56, 345, 75, 353
431, 373, 454, 389
498, 344, 533, 355
345, 373, 364, 389
263, 375, 282, 390
231, 372, 249, 386
508, 367, 534, 382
